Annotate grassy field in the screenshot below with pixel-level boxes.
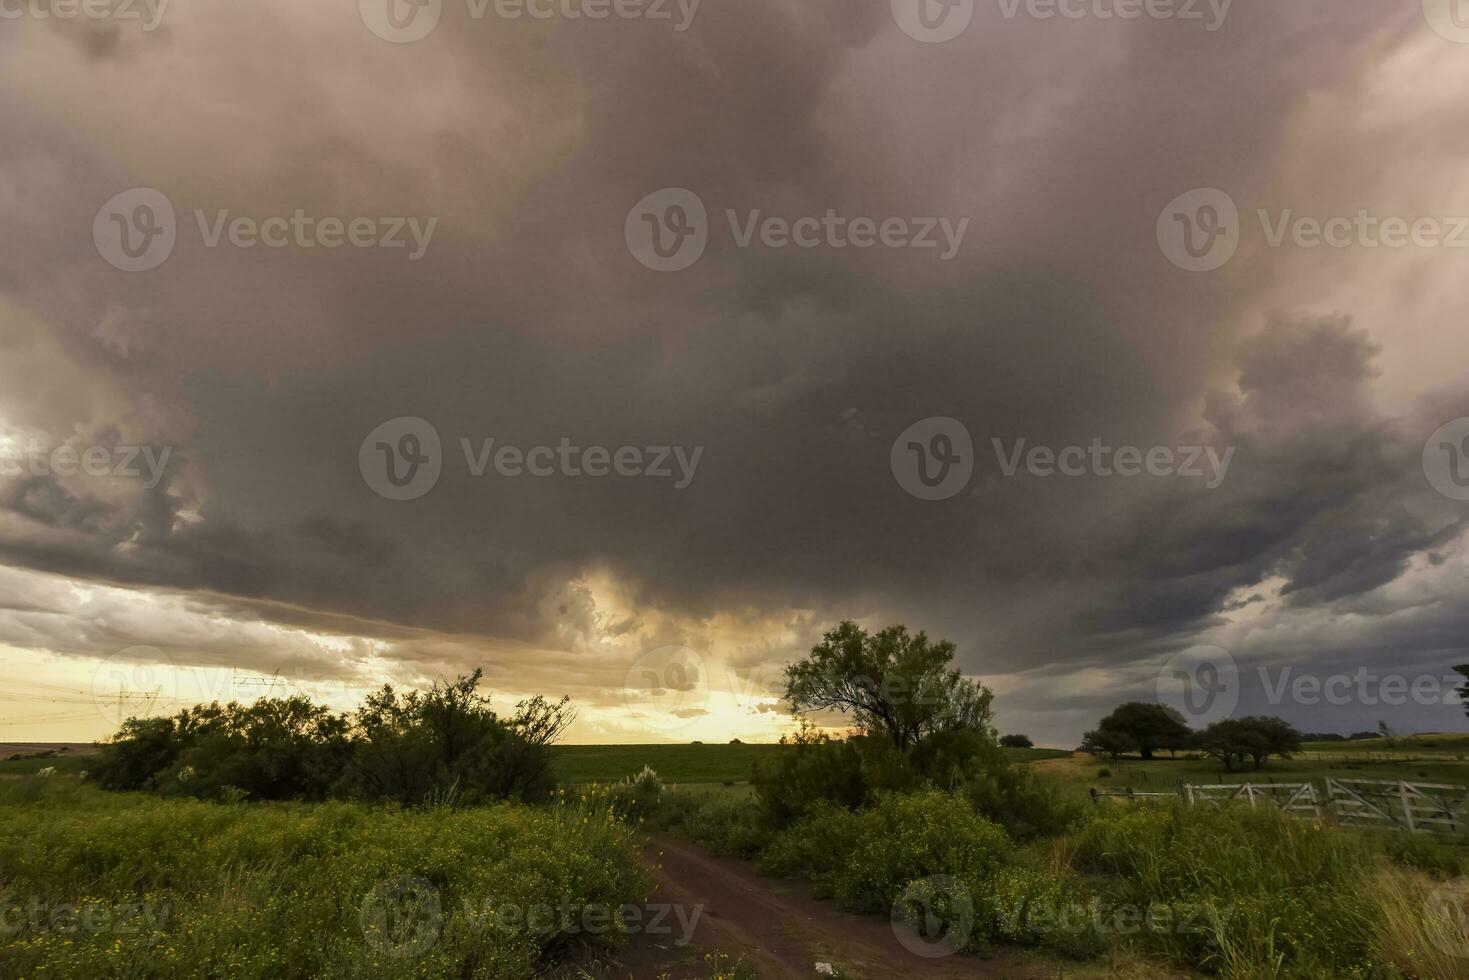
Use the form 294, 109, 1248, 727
550, 742, 1071, 786
1031, 734, 1469, 802
0, 777, 649, 979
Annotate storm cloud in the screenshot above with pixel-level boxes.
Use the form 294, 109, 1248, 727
1, 0, 1467, 743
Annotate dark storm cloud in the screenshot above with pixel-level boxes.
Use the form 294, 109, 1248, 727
1, 1, 1466, 742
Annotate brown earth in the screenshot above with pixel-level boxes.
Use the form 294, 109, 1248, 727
561, 835, 1044, 979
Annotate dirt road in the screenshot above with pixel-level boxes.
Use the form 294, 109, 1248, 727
624, 834, 1044, 979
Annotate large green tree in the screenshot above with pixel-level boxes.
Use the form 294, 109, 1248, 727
1192, 716, 1301, 771
782, 621, 994, 751
1092, 702, 1191, 760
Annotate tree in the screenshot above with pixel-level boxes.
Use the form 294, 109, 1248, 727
1235, 716, 1302, 769
999, 734, 1034, 749
1091, 702, 1191, 760
1192, 720, 1262, 772
1456, 665, 1469, 717
782, 621, 994, 752
1080, 728, 1137, 761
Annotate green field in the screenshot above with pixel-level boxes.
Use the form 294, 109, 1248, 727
0, 753, 91, 776
550, 742, 1071, 786
1031, 734, 1469, 801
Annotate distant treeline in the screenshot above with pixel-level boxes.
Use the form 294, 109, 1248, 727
90, 670, 573, 806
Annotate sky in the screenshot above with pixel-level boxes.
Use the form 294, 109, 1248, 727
1, 0, 1468, 747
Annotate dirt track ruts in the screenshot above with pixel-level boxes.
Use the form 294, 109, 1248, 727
644, 834, 1044, 979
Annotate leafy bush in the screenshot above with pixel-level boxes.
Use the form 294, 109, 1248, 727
750, 723, 870, 826
1069, 803, 1380, 978
760, 790, 1013, 914
0, 779, 650, 979
644, 791, 766, 859
956, 747, 1088, 841
89, 671, 571, 807
983, 865, 1105, 958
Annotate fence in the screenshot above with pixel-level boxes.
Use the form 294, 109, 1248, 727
1325, 779, 1469, 835
1184, 781, 1325, 820
1096, 778, 1469, 836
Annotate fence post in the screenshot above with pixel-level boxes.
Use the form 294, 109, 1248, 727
1400, 782, 1417, 833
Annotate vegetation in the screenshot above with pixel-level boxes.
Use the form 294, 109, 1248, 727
0, 776, 648, 979
88, 670, 572, 806
1193, 716, 1303, 772
1083, 703, 1191, 760
9, 625, 1469, 980
781, 621, 994, 751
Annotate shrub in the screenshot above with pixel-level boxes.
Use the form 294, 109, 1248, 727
89, 671, 570, 807
761, 790, 1013, 914
644, 791, 766, 859
1069, 803, 1380, 978
959, 759, 1088, 841
751, 724, 869, 827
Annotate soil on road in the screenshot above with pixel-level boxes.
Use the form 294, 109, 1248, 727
578, 834, 1045, 980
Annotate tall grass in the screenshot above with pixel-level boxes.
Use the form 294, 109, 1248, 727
1372, 861, 1469, 980
0, 778, 650, 979
1070, 803, 1381, 978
